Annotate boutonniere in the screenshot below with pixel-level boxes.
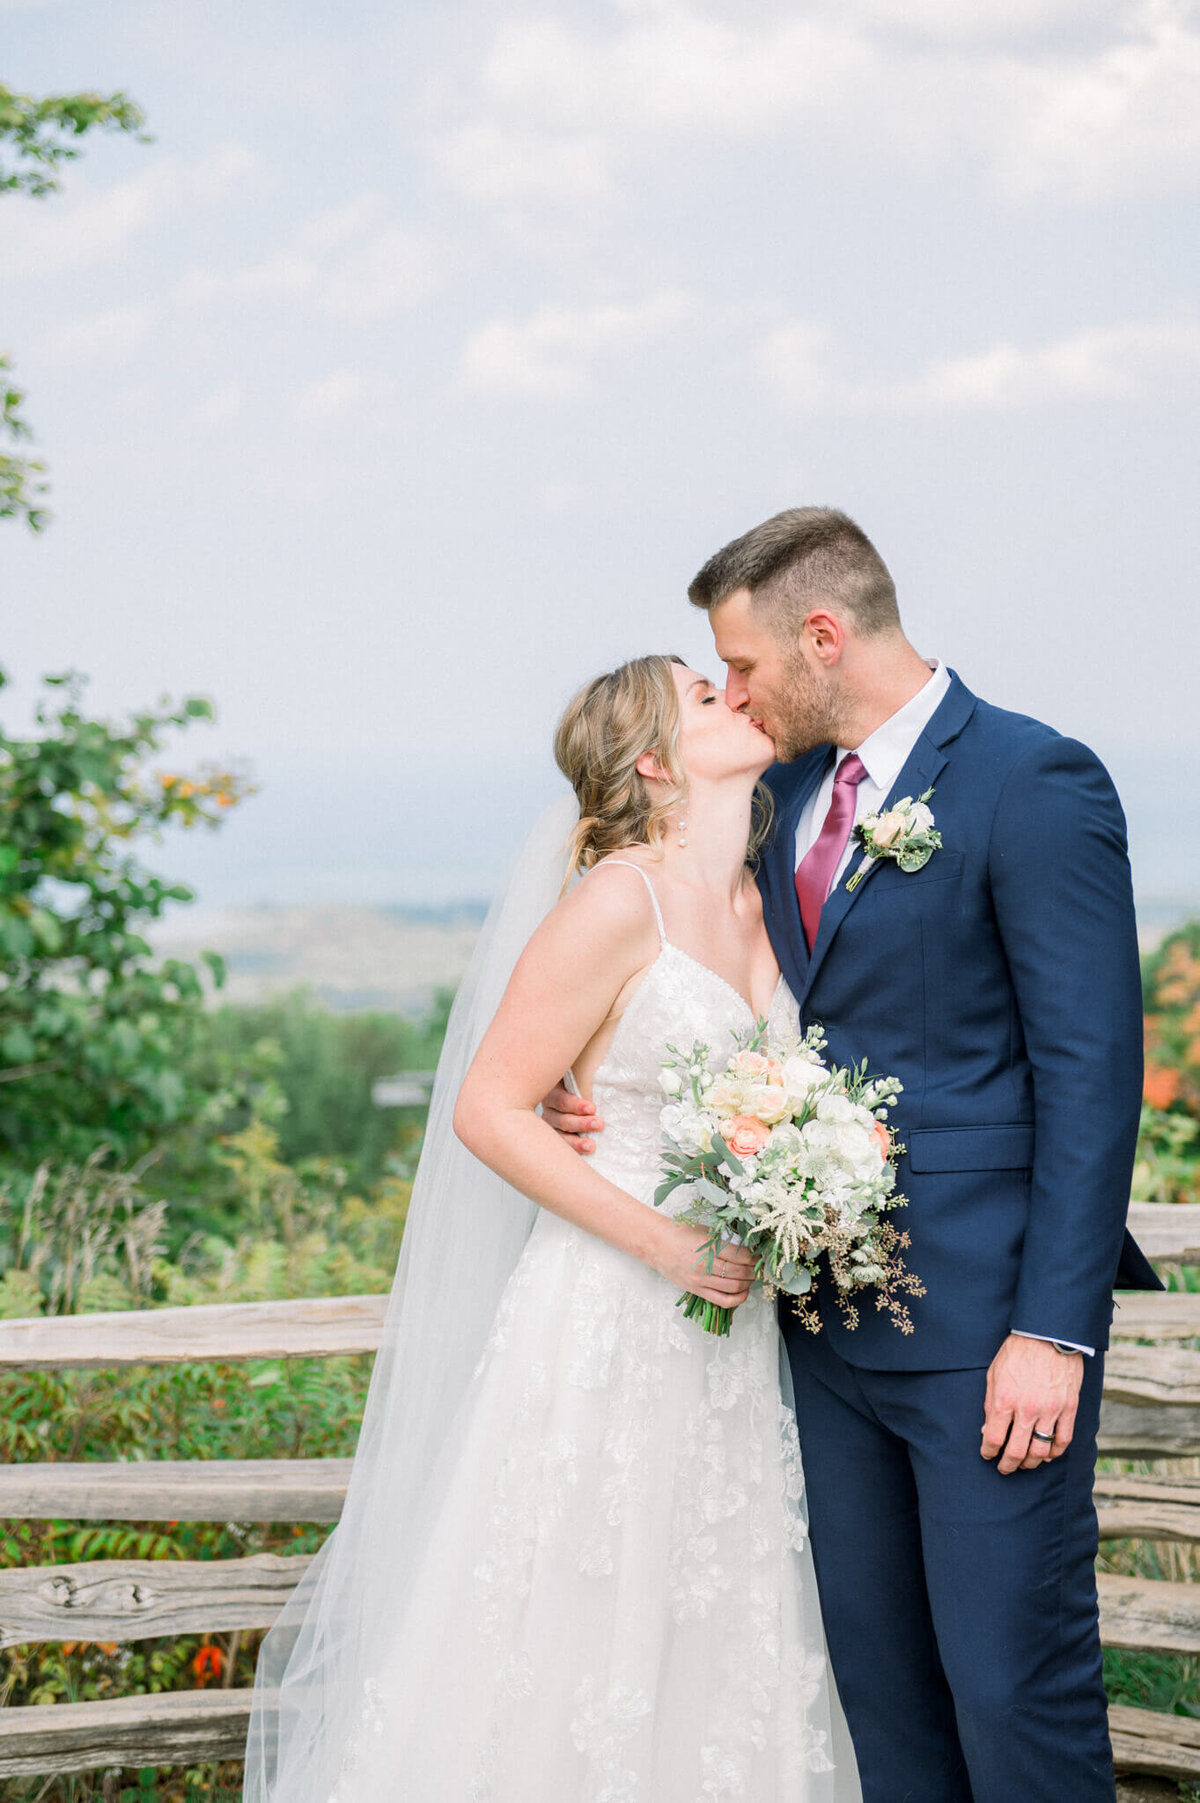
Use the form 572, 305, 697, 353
845, 787, 943, 892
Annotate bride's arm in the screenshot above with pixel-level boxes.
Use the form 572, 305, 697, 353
453, 871, 756, 1307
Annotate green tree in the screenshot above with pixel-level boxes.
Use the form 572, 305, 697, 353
1, 81, 149, 529
200, 990, 451, 1188
0, 667, 251, 1164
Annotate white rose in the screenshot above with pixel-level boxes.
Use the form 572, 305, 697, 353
781, 1054, 825, 1108
816, 1091, 857, 1126
659, 1068, 683, 1097
834, 1119, 886, 1178
705, 1082, 745, 1119
908, 801, 934, 833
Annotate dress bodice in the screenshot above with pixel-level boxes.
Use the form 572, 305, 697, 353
577, 865, 798, 1203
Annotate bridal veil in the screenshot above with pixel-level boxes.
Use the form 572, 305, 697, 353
242, 793, 579, 1803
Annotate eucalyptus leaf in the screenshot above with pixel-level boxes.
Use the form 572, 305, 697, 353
711, 1133, 744, 1175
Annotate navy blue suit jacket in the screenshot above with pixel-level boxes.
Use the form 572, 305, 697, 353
757, 671, 1160, 1369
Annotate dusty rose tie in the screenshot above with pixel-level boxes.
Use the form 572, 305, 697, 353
795, 753, 868, 951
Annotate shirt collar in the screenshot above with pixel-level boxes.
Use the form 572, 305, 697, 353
838, 661, 951, 794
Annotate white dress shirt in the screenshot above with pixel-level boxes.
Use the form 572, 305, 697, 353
793, 660, 1092, 1358
794, 660, 951, 881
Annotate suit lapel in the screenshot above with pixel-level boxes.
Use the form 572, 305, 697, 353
796, 674, 976, 1011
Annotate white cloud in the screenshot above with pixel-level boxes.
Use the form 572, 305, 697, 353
995, 0, 1200, 199
753, 321, 843, 412
430, 10, 864, 209
909, 314, 1200, 407
850, 0, 1127, 38
475, 12, 862, 133
289, 368, 368, 425
538, 478, 589, 513
294, 194, 388, 257
431, 0, 1200, 211
193, 382, 244, 428
188, 143, 262, 204
39, 302, 154, 369
316, 226, 450, 323
457, 291, 698, 398
758, 310, 1200, 412
177, 252, 315, 309
433, 123, 613, 206
6, 145, 264, 279
177, 200, 451, 324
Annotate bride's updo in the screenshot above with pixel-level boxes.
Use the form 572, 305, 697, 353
554, 655, 687, 875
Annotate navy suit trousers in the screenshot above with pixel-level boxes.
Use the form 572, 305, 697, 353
785, 1321, 1113, 1803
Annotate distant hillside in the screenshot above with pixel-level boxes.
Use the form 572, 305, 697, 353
151, 903, 486, 1015
151, 891, 1195, 1016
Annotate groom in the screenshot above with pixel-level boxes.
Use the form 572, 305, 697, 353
689, 507, 1160, 1803
551, 506, 1161, 1801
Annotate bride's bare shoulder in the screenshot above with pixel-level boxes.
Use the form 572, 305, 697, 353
550, 854, 662, 937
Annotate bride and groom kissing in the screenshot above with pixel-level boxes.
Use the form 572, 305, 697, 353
246, 506, 1160, 1803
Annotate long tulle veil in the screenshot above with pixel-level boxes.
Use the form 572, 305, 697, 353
242, 792, 579, 1803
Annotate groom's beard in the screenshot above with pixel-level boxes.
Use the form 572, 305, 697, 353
770, 649, 842, 763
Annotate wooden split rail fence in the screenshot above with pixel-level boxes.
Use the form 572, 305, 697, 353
0, 1203, 1198, 1784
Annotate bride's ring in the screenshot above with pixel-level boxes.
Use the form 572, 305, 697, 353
1030, 1429, 1054, 1443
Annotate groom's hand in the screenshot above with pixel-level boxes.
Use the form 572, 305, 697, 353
981, 1334, 1084, 1475
540, 1082, 605, 1154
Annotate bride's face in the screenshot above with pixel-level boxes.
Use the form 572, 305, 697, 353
670, 663, 775, 785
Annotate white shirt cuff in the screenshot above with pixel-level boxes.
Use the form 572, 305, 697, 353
1012, 1330, 1095, 1357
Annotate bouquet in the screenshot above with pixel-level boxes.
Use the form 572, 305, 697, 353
655, 1023, 924, 1337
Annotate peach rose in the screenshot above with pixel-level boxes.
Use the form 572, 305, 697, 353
743, 1083, 791, 1126
871, 809, 905, 849
733, 1051, 772, 1078
724, 1115, 772, 1156
872, 1119, 892, 1158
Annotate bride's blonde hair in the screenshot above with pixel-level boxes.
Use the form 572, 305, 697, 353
554, 653, 772, 880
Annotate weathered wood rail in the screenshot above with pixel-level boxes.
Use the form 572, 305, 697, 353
0, 1457, 352, 1524
0, 1207, 1197, 1784
0, 1293, 388, 1371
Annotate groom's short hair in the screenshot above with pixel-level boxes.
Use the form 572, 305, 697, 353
688, 506, 900, 636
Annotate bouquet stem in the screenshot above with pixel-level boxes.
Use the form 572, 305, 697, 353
677, 1292, 733, 1336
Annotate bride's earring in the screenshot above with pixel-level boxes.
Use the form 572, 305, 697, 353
677, 805, 688, 850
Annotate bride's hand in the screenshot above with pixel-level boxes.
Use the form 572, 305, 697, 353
650, 1223, 757, 1307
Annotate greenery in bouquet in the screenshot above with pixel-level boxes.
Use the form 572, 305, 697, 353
655, 1023, 924, 1337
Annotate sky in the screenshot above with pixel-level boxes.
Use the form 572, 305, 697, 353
3, 0, 1198, 909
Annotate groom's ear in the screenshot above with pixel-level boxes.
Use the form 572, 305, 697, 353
804, 608, 845, 666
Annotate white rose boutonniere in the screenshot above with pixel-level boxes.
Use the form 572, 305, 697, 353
845, 787, 942, 891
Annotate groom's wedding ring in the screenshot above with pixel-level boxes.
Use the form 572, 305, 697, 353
1030, 1429, 1055, 1443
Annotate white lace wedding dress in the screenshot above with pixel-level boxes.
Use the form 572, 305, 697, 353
328, 867, 849, 1802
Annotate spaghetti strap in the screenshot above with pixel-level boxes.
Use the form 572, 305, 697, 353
592, 857, 667, 946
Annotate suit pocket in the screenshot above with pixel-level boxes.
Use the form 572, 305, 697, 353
889, 849, 965, 887
905, 1124, 1034, 1172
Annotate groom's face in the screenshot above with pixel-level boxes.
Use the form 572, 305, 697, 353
709, 588, 837, 762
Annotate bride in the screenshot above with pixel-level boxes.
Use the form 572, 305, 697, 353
243, 655, 858, 1802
